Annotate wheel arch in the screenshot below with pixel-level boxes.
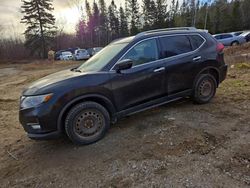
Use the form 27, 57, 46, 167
57, 94, 116, 132
231, 40, 239, 46
193, 66, 220, 89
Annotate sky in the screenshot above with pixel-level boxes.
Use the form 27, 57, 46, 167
0, 0, 125, 38
0, 0, 210, 39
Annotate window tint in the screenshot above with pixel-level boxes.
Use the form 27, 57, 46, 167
222, 34, 233, 39
234, 32, 243, 36
189, 35, 205, 50
215, 35, 221, 39
160, 35, 192, 58
122, 39, 159, 67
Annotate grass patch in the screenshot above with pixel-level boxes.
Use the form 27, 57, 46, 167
236, 62, 250, 69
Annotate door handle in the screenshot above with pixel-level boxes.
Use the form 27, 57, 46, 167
193, 56, 201, 61
154, 67, 165, 73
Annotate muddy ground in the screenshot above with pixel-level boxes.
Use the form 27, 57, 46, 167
0, 46, 249, 187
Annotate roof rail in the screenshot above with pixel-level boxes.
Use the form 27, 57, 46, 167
135, 27, 197, 38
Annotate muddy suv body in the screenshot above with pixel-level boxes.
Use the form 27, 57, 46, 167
19, 27, 228, 144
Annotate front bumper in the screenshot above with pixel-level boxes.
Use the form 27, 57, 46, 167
27, 131, 62, 140
19, 100, 62, 140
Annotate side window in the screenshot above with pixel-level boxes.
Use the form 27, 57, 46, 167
122, 39, 159, 67
160, 35, 192, 58
189, 35, 205, 50
222, 34, 232, 39
214, 35, 221, 40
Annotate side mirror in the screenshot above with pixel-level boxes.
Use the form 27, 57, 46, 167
114, 59, 133, 73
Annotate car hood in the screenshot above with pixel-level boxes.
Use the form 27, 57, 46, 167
23, 69, 83, 95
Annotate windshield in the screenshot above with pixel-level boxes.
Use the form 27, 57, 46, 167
77, 43, 128, 72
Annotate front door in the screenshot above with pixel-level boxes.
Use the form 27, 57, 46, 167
111, 38, 166, 111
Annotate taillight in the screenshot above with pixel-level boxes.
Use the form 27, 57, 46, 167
216, 43, 224, 53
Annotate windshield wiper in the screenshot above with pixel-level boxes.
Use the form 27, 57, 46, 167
71, 68, 82, 73
74, 69, 82, 73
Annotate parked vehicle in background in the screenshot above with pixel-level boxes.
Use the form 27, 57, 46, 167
60, 51, 73, 60
75, 49, 90, 60
87, 47, 103, 56
92, 47, 103, 56
87, 48, 94, 56
213, 33, 246, 46
240, 31, 250, 42
19, 27, 228, 145
55, 50, 67, 60
55, 48, 80, 60
67, 47, 80, 55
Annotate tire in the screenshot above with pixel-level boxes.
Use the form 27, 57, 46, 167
231, 41, 239, 46
192, 74, 217, 104
65, 102, 110, 145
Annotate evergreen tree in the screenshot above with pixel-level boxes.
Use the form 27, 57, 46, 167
85, 0, 92, 19
177, 0, 188, 26
108, 0, 120, 41
76, 6, 87, 48
72, 0, 250, 48
21, 0, 56, 58
126, 0, 141, 35
76, 18, 87, 48
142, 0, 156, 30
212, 0, 229, 33
195, 2, 206, 29
155, 0, 167, 28
242, 0, 250, 29
169, 0, 179, 27
92, 1, 100, 46
85, 0, 92, 47
98, 0, 108, 45
231, 0, 242, 31
189, 0, 196, 26
119, 6, 129, 37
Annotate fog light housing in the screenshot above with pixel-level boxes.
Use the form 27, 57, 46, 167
27, 123, 41, 130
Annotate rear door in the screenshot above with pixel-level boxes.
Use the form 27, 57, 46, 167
158, 34, 205, 95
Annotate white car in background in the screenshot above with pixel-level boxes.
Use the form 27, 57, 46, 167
92, 47, 103, 56
60, 51, 73, 60
240, 31, 250, 42
213, 33, 246, 46
75, 49, 90, 60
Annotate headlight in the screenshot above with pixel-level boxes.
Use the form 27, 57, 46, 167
20, 94, 53, 109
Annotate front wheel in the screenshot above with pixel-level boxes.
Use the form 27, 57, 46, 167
192, 74, 217, 104
65, 102, 110, 145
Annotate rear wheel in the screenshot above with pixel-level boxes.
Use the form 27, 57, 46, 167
65, 102, 110, 145
193, 74, 217, 104
231, 41, 239, 46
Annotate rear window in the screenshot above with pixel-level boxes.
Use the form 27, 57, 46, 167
159, 35, 192, 58
189, 35, 205, 50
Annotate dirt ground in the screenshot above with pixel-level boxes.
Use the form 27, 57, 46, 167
0, 46, 249, 188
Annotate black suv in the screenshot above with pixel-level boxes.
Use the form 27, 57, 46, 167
19, 27, 228, 145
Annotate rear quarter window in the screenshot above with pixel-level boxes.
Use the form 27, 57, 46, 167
159, 35, 192, 58
189, 35, 205, 50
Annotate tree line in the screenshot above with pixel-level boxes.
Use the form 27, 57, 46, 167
73, 0, 250, 49
1, 0, 250, 60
